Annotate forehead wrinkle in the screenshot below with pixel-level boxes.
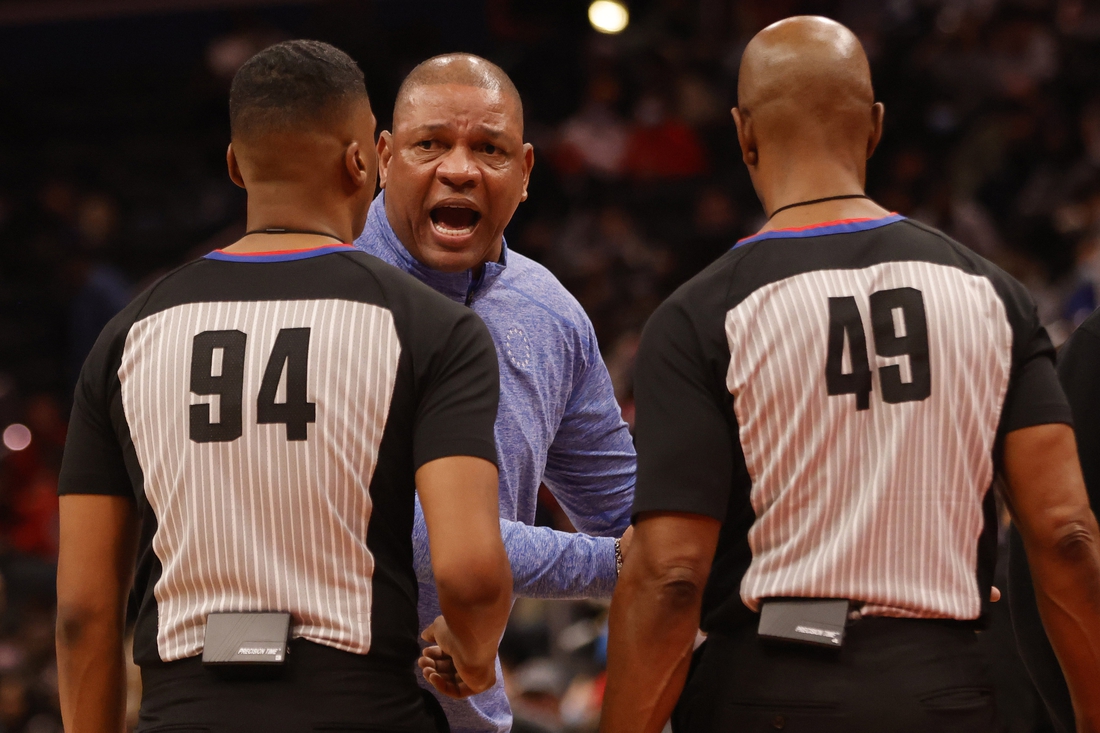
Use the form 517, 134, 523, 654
394, 85, 521, 139
404, 121, 512, 141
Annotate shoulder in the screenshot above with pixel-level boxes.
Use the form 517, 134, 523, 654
106, 259, 206, 334
913, 223, 1040, 327
495, 251, 596, 342
77, 259, 206, 393
659, 246, 743, 325
895, 218, 1025, 292
896, 218, 989, 262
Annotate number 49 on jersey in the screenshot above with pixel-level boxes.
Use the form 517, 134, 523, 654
825, 287, 931, 411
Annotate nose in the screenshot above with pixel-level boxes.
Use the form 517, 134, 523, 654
436, 144, 480, 191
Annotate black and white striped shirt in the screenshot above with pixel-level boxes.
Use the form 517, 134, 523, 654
59, 244, 499, 667
631, 215, 1071, 629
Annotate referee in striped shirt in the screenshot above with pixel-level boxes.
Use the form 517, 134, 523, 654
601, 16, 1100, 733
55, 41, 512, 732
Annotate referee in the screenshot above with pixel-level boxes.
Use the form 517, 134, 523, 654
55, 41, 512, 732
601, 16, 1100, 733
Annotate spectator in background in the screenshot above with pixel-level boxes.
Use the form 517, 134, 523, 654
622, 92, 707, 181
65, 192, 132, 389
555, 72, 630, 180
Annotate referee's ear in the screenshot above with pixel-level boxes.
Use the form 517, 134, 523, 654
867, 102, 885, 160
731, 107, 757, 168
226, 144, 246, 189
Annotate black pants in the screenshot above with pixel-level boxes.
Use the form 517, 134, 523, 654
138, 639, 449, 733
674, 616, 997, 733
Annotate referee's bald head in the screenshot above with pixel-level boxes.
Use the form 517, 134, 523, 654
737, 16, 877, 149
733, 16, 883, 202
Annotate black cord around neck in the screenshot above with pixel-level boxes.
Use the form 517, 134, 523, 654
244, 227, 346, 243
767, 194, 870, 220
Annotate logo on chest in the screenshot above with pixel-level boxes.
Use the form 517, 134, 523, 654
503, 327, 532, 370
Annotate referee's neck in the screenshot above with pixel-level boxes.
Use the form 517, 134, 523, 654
760, 197, 893, 234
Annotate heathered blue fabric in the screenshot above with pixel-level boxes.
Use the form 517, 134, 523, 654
355, 194, 636, 733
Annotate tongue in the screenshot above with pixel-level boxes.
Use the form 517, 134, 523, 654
434, 207, 477, 229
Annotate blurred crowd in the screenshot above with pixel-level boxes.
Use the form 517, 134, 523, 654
1, 0, 1100, 730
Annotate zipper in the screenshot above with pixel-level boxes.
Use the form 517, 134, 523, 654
464, 269, 485, 306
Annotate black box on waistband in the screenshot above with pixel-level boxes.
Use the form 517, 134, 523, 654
758, 598, 850, 649
202, 612, 291, 667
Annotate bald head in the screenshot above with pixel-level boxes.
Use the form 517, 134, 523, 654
739, 16, 874, 137
394, 53, 523, 132
732, 16, 884, 214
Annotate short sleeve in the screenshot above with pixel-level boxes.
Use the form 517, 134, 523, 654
58, 336, 132, 497
1057, 322, 1100, 510
1000, 300, 1072, 433
412, 309, 500, 470
631, 296, 735, 521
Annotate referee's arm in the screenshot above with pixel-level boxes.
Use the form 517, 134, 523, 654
602, 512, 719, 733
1003, 423, 1100, 731
56, 495, 138, 733
601, 297, 732, 733
409, 307, 513, 698
56, 334, 140, 733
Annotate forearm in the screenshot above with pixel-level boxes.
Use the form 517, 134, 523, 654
503, 519, 619, 599
601, 566, 701, 733
57, 610, 127, 733
417, 506, 621, 599
56, 494, 137, 733
436, 550, 514, 671
1023, 512, 1100, 730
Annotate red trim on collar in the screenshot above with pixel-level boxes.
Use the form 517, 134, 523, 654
737, 214, 900, 245
212, 244, 354, 256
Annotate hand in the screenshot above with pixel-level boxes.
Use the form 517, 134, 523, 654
418, 616, 496, 699
618, 525, 634, 561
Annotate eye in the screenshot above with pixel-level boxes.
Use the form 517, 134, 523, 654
416, 140, 435, 151
483, 143, 499, 155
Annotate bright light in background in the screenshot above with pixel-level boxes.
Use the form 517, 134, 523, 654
589, 1, 629, 34
3, 424, 31, 452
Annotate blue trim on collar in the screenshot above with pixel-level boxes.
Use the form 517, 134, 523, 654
735, 214, 905, 248
204, 244, 356, 263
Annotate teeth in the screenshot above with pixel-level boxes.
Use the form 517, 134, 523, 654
432, 219, 476, 236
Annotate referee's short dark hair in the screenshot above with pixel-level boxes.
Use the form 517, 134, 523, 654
229, 40, 368, 139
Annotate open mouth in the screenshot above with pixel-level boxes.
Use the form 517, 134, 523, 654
430, 205, 481, 236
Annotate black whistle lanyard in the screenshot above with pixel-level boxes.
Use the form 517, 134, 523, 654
244, 227, 346, 243
767, 194, 870, 220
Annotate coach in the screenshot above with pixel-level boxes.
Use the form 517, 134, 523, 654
601, 16, 1100, 733
354, 54, 635, 733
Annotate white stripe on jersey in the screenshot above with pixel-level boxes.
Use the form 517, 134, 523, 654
726, 262, 1012, 620
119, 299, 400, 661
